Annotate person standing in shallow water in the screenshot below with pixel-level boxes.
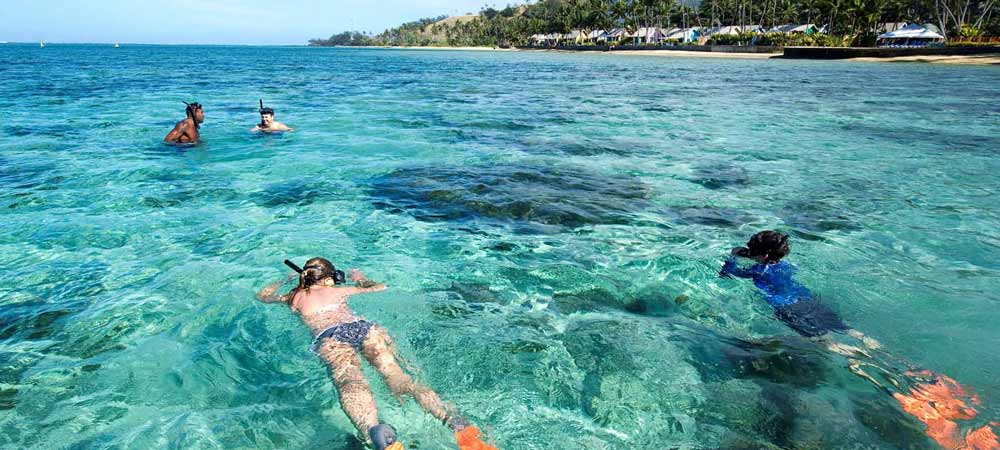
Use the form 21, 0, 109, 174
721, 230, 999, 450
256, 257, 497, 450
163, 102, 203, 144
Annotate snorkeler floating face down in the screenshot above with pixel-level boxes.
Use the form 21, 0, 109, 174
722, 230, 1000, 450
256, 258, 497, 450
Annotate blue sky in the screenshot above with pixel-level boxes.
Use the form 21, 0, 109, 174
1, 0, 495, 45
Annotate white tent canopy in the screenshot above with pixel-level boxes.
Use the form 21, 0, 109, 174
878, 24, 944, 40
768, 24, 817, 34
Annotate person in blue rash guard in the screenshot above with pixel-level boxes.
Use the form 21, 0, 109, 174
721, 230, 881, 356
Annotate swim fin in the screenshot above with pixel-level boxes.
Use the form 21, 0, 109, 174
369, 424, 403, 450
455, 426, 498, 450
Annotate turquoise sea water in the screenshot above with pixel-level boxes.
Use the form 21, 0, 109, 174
1, 44, 999, 450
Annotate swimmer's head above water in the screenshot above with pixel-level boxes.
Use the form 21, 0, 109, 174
732, 230, 790, 264
253, 99, 293, 132
259, 99, 275, 127
184, 102, 205, 124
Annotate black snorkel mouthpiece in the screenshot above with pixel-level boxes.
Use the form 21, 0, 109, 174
333, 270, 346, 285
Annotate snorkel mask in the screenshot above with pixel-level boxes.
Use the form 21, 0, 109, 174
284, 259, 346, 285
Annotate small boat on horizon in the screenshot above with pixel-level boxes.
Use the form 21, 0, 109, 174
114, 43, 120, 48
40, 41, 45, 48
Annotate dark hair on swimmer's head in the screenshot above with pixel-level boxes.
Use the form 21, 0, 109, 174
299, 257, 336, 290
745, 230, 790, 263
283, 257, 346, 303
185, 102, 202, 118
259, 107, 274, 116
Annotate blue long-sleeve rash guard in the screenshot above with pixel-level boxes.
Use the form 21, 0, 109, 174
720, 257, 812, 307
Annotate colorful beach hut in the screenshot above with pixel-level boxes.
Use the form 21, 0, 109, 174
565, 30, 588, 45
633, 27, 667, 44
608, 28, 631, 44
587, 30, 610, 43
666, 27, 701, 43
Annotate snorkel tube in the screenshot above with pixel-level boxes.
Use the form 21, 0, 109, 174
258, 99, 276, 128
284, 259, 346, 285
284, 259, 303, 274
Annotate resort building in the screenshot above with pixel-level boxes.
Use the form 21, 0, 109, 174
665, 27, 702, 43
767, 24, 818, 34
633, 27, 668, 44
877, 23, 945, 47
608, 28, 630, 44
565, 30, 588, 44
875, 22, 910, 33
705, 25, 765, 35
587, 29, 610, 43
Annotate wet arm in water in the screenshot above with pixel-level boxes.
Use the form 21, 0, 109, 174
257, 274, 295, 303
720, 256, 753, 278
163, 122, 186, 143
348, 269, 387, 295
164, 120, 199, 143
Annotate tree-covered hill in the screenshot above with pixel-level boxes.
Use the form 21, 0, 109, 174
309, 0, 998, 47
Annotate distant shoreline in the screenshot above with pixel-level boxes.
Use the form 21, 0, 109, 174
338, 45, 1000, 65
10, 42, 997, 65
340, 46, 1000, 65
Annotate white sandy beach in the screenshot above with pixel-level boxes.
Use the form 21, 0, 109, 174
359, 45, 1000, 65
847, 53, 1000, 65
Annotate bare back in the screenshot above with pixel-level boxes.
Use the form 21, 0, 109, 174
290, 285, 385, 335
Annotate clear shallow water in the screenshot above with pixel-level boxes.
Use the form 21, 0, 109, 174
1, 44, 999, 450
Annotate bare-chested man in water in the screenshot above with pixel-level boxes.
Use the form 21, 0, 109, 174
251, 106, 293, 133
163, 102, 204, 144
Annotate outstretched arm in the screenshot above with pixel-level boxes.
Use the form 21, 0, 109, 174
257, 274, 295, 303
346, 269, 387, 295
720, 254, 753, 279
